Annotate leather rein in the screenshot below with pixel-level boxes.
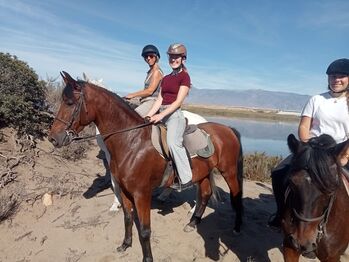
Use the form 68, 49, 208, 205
54, 87, 152, 143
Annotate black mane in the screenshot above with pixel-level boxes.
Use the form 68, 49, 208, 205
292, 134, 339, 194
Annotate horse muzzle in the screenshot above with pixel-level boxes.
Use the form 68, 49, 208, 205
48, 131, 75, 148
287, 234, 317, 259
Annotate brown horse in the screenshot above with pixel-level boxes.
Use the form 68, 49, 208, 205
48, 72, 243, 262
282, 134, 349, 262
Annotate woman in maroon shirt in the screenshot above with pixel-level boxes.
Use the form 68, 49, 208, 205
146, 43, 192, 191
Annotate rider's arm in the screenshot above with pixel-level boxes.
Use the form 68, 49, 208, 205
159, 85, 189, 116
125, 70, 162, 99
150, 85, 189, 123
298, 116, 312, 142
146, 91, 163, 118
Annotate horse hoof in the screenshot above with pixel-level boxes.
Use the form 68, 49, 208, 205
109, 202, 121, 212
116, 243, 131, 253
183, 224, 196, 233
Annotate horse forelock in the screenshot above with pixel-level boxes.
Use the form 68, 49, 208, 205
294, 136, 339, 195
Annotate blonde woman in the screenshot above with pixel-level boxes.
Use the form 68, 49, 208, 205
125, 44, 163, 117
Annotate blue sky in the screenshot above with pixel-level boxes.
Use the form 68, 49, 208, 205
1, 0, 348, 95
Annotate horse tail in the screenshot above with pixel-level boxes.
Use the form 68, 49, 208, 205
231, 127, 244, 190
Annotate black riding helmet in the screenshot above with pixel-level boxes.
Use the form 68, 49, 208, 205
326, 58, 349, 75
141, 44, 160, 59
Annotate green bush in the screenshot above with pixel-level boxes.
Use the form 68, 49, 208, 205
0, 53, 52, 137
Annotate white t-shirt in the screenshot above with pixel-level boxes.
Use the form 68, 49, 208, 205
301, 92, 349, 143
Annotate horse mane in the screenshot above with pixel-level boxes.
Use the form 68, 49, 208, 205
294, 134, 339, 194
62, 80, 142, 121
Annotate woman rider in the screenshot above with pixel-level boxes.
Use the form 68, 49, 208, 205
146, 43, 193, 191
125, 44, 163, 117
269, 58, 349, 228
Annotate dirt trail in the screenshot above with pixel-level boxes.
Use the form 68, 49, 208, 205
0, 131, 332, 261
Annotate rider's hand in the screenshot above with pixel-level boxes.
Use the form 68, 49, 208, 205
150, 114, 163, 124
144, 116, 151, 123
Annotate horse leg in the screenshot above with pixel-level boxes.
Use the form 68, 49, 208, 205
222, 170, 243, 233
110, 175, 122, 211
184, 178, 211, 232
283, 244, 300, 262
116, 191, 134, 253
230, 189, 243, 233
134, 192, 153, 262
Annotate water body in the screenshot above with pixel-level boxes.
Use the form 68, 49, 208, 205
205, 116, 299, 157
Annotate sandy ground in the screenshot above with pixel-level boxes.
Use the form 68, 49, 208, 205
0, 132, 342, 262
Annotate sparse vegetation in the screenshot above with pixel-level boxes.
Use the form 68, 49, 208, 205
55, 125, 96, 161
243, 152, 283, 182
0, 53, 52, 137
183, 104, 300, 122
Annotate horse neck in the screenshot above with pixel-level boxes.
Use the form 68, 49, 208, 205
85, 84, 144, 135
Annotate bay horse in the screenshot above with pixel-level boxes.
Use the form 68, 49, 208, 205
48, 72, 243, 262
282, 134, 349, 262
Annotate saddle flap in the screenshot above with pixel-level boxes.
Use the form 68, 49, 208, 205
151, 125, 214, 158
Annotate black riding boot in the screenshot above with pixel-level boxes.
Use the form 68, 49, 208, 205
269, 166, 289, 228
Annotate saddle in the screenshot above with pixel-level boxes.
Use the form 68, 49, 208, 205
151, 123, 215, 187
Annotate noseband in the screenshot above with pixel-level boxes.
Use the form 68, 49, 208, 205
285, 183, 336, 243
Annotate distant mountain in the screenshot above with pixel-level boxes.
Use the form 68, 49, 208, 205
186, 87, 310, 112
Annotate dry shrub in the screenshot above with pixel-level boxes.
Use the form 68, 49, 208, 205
59, 143, 89, 161
55, 124, 96, 161
0, 193, 20, 223
243, 152, 283, 182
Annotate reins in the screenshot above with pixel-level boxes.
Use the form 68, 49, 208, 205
72, 121, 153, 142
56, 82, 153, 143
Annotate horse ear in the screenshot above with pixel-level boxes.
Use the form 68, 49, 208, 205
332, 139, 349, 158
60, 71, 67, 84
287, 134, 300, 154
60, 71, 81, 90
82, 72, 89, 81
61, 71, 75, 82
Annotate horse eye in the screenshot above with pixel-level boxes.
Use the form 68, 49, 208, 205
65, 99, 74, 106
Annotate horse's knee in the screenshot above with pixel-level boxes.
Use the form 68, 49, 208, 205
124, 212, 133, 225
140, 225, 151, 240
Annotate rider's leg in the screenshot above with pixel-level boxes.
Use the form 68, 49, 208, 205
165, 109, 192, 185
269, 154, 292, 228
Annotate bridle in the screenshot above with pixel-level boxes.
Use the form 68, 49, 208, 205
54, 88, 86, 144
285, 176, 337, 243
54, 84, 152, 143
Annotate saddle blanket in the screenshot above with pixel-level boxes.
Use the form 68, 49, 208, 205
151, 124, 214, 159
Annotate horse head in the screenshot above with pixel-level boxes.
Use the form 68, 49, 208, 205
283, 134, 346, 258
48, 71, 94, 147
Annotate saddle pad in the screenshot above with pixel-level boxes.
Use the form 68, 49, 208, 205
151, 125, 214, 158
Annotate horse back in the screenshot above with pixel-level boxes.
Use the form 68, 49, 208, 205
196, 122, 242, 166
197, 122, 241, 148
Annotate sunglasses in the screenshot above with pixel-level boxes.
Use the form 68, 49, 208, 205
168, 54, 182, 60
144, 54, 156, 59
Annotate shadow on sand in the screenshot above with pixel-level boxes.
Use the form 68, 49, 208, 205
152, 183, 283, 261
